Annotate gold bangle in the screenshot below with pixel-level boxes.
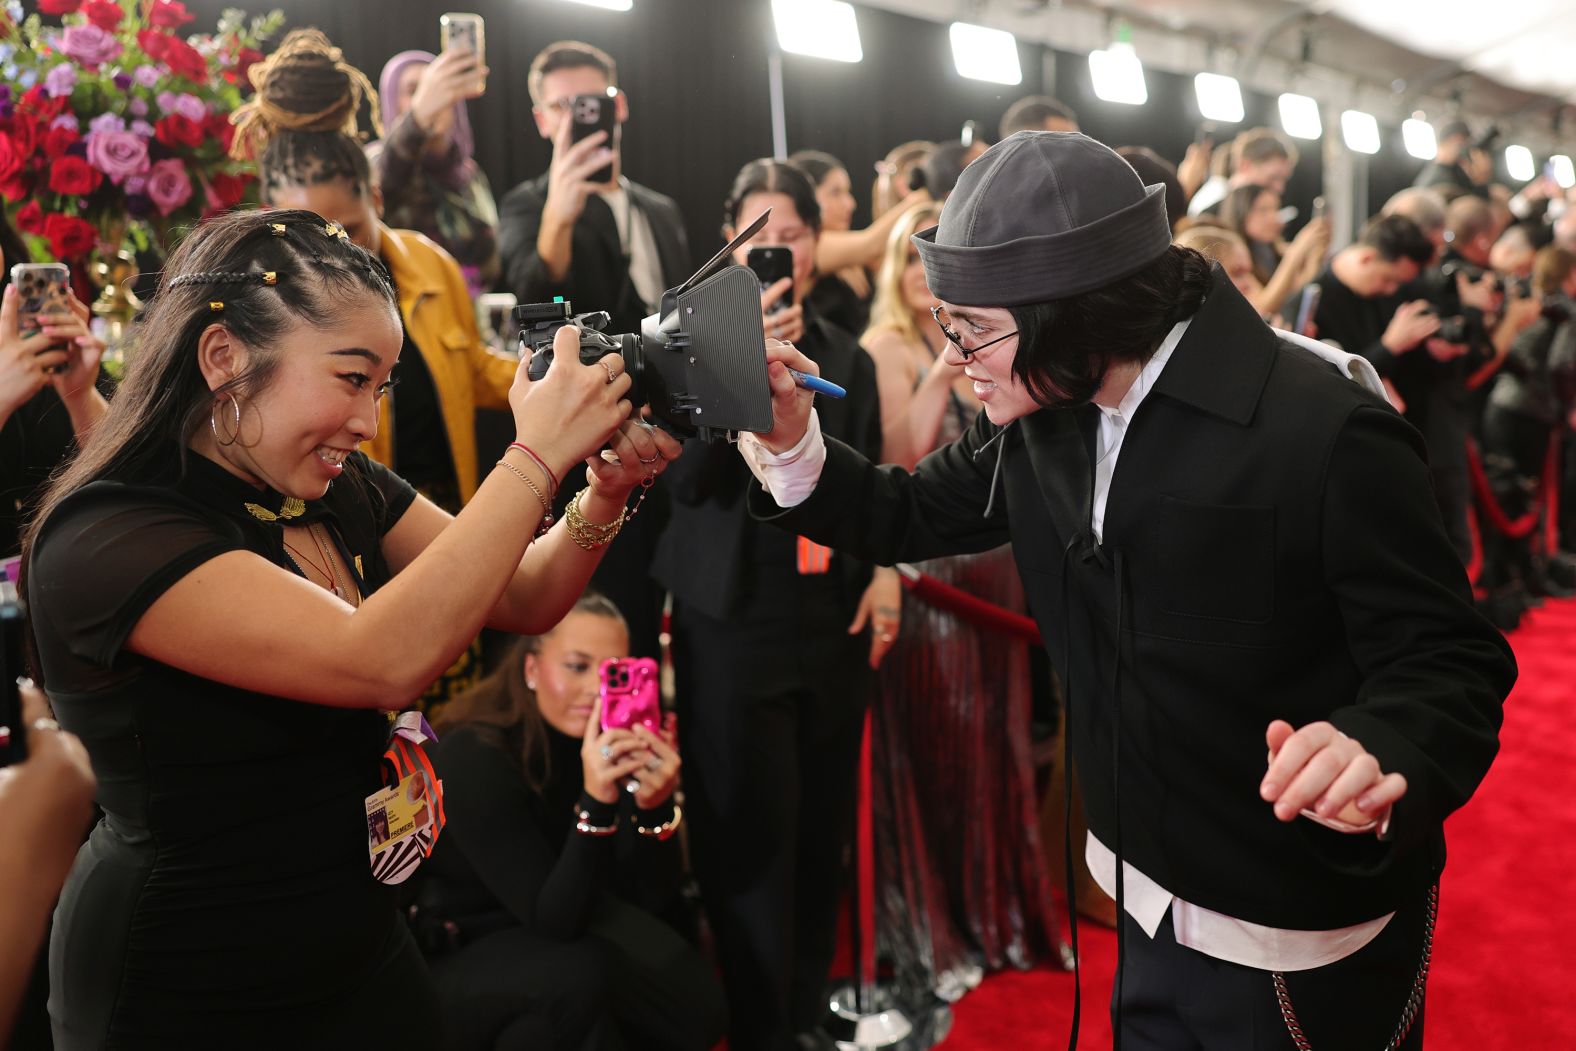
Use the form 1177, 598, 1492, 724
495, 458, 554, 537
634, 804, 682, 841
563, 486, 626, 550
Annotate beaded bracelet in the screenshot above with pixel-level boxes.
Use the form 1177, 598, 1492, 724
563, 487, 626, 551
634, 804, 683, 841
574, 804, 618, 837
495, 458, 553, 538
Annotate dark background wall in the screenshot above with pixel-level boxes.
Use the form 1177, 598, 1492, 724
187, 0, 1438, 272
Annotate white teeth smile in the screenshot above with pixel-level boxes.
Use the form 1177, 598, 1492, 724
315, 446, 350, 466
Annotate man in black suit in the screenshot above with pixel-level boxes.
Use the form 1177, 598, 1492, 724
741, 133, 1515, 1049
498, 40, 691, 659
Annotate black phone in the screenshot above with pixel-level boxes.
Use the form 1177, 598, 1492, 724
1, 575, 26, 768
747, 246, 794, 314
569, 91, 618, 185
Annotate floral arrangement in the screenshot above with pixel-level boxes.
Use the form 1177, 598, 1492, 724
0, 0, 283, 265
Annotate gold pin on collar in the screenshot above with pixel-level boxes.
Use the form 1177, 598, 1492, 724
243, 497, 306, 522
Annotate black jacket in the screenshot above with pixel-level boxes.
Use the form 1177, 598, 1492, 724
751, 271, 1514, 929
497, 174, 690, 334
1488, 297, 1576, 425
655, 313, 881, 621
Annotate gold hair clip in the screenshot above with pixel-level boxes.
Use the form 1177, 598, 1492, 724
209, 301, 225, 312
323, 222, 348, 241
262, 271, 278, 286
270, 223, 287, 236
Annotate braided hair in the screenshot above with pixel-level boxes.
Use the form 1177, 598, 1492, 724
231, 29, 381, 201
21, 209, 397, 563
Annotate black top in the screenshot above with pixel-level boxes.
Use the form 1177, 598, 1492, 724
805, 272, 869, 340
752, 270, 1514, 930
416, 722, 682, 947
384, 270, 458, 508
0, 380, 112, 557
28, 450, 433, 1044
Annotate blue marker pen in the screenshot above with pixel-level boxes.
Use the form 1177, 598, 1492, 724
788, 368, 846, 399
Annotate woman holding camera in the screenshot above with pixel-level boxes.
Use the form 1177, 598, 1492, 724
419, 593, 725, 1050
22, 207, 678, 1049
653, 159, 887, 1051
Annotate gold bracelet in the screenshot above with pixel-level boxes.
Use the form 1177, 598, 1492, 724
634, 804, 682, 841
563, 486, 626, 550
495, 458, 553, 537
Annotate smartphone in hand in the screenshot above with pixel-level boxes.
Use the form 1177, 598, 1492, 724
747, 246, 795, 315
11, 262, 71, 374
569, 91, 618, 185
599, 657, 660, 735
439, 12, 485, 92
1294, 282, 1322, 338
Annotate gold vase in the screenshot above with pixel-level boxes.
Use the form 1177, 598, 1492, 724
89, 241, 143, 357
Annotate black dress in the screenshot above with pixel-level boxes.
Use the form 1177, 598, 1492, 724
28, 450, 442, 1049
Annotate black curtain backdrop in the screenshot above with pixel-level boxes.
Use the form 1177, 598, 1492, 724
186, 0, 1439, 283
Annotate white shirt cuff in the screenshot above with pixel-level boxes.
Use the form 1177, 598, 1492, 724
736, 410, 826, 508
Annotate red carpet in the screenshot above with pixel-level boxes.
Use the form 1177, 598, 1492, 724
943, 598, 1576, 1050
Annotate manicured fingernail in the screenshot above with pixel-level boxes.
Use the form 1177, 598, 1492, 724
1356, 796, 1374, 811
1260, 781, 1278, 799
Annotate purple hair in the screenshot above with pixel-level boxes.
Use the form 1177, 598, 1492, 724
378, 49, 474, 161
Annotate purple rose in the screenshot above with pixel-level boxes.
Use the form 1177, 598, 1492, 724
0, 101, 12, 120
85, 128, 150, 185
89, 111, 126, 135
171, 93, 206, 121
0, 85, 10, 103
113, 73, 134, 91
129, 120, 155, 138
134, 65, 160, 88
127, 97, 148, 118
44, 63, 78, 99
145, 158, 192, 216
51, 113, 80, 132
125, 175, 148, 195
60, 25, 124, 69
155, 91, 177, 113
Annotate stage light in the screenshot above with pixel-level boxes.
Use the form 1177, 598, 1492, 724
1402, 117, 1436, 160
1089, 41, 1146, 105
559, 0, 633, 10
1505, 145, 1536, 182
950, 23, 1022, 86
1341, 110, 1380, 155
1278, 93, 1322, 140
772, 0, 862, 63
1194, 73, 1244, 123
1551, 155, 1575, 189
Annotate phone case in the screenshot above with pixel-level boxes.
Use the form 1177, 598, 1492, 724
747, 247, 794, 313
439, 12, 484, 65
599, 657, 661, 734
570, 93, 617, 184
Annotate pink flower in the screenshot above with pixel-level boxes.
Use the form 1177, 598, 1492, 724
145, 157, 192, 216
59, 24, 123, 69
85, 128, 150, 185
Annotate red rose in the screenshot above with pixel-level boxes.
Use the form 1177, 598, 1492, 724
154, 113, 204, 150
224, 46, 264, 90
5, 111, 39, 159
136, 29, 168, 61
15, 200, 44, 235
80, 0, 124, 31
158, 34, 208, 83
38, 0, 83, 14
0, 133, 23, 190
205, 170, 251, 211
42, 213, 96, 259
41, 124, 79, 159
48, 155, 103, 196
203, 111, 235, 153
19, 87, 67, 122
148, 0, 195, 29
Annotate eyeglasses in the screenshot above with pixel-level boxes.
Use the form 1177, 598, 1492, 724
539, 87, 621, 114
931, 305, 1017, 359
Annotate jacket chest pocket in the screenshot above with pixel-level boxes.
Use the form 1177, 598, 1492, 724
1145, 495, 1275, 625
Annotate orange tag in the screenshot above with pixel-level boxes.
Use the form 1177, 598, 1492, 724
797, 535, 833, 575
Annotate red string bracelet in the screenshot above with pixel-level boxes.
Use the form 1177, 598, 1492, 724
507, 442, 560, 500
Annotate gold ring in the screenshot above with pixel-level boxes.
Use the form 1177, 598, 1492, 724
638, 454, 659, 465
30, 718, 62, 733
603, 362, 619, 384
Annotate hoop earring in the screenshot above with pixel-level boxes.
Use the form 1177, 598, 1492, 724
210, 394, 242, 447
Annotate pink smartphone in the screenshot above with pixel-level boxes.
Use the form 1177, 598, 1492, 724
599, 657, 660, 734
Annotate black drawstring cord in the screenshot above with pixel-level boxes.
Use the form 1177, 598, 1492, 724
1058, 533, 1083, 1051
1111, 548, 1127, 1051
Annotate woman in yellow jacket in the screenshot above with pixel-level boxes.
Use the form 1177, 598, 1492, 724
237, 29, 521, 699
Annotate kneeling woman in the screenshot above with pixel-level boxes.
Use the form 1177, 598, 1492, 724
420, 594, 726, 1051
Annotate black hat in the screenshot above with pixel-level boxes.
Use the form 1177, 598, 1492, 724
913, 131, 1172, 306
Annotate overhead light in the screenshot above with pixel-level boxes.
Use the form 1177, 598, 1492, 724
1089, 23, 1146, 106
559, 0, 633, 9
1341, 110, 1381, 155
1402, 117, 1437, 160
1551, 155, 1575, 189
1505, 145, 1535, 183
1194, 73, 1244, 123
1278, 93, 1322, 140
949, 23, 1023, 86
772, 0, 862, 63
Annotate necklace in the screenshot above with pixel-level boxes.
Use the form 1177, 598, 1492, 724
284, 524, 357, 604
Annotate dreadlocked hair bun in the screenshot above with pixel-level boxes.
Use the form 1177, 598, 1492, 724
230, 28, 381, 162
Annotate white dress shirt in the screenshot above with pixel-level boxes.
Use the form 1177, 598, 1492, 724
741, 320, 1399, 971
600, 182, 665, 313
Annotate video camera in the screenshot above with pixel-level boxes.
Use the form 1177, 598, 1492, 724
515, 213, 777, 443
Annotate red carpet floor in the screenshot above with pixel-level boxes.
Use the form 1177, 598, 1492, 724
942, 598, 1576, 1050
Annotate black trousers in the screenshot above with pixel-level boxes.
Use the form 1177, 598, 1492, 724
1113, 886, 1433, 1050
429, 896, 725, 1051
672, 590, 872, 1051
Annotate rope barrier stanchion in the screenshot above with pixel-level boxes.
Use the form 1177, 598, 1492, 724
895, 564, 1042, 645
1464, 505, 1485, 591
1464, 440, 1541, 540
1544, 432, 1562, 558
